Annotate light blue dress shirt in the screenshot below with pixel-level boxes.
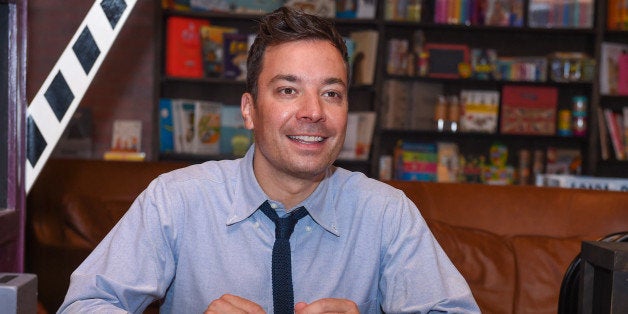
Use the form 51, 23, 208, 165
59, 145, 479, 313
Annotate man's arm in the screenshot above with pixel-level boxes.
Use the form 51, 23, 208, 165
379, 192, 480, 313
58, 178, 177, 313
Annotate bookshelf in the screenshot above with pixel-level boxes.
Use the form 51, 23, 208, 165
154, 0, 628, 181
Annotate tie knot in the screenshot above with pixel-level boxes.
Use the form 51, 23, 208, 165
259, 201, 308, 240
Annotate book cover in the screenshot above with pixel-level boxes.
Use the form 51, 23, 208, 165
603, 109, 626, 160
460, 89, 500, 133
471, 48, 497, 80
175, 99, 198, 153
394, 141, 438, 181
159, 98, 175, 153
200, 25, 237, 78
350, 30, 379, 85
195, 100, 222, 154
599, 42, 628, 95
356, 0, 377, 18
222, 33, 249, 81
165, 16, 209, 78
545, 147, 582, 174
52, 107, 93, 159
220, 105, 252, 157
500, 85, 558, 135
110, 119, 142, 153
355, 111, 377, 160
597, 107, 610, 161
437, 142, 460, 182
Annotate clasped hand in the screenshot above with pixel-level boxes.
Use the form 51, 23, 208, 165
205, 294, 359, 313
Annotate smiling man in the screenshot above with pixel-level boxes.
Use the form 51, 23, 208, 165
58, 7, 479, 314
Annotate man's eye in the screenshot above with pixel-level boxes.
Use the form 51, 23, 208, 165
279, 88, 296, 95
323, 91, 342, 98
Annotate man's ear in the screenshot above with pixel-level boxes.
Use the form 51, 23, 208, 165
241, 92, 255, 130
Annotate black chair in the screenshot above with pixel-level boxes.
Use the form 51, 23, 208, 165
557, 231, 628, 314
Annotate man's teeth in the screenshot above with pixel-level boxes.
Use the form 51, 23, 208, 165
289, 135, 324, 143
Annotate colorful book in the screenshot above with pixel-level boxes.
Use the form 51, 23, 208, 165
222, 33, 249, 81
460, 89, 500, 133
394, 141, 438, 181
194, 100, 222, 154
200, 25, 237, 78
159, 98, 175, 153
604, 109, 626, 160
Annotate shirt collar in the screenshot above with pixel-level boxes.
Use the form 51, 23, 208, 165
226, 144, 340, 236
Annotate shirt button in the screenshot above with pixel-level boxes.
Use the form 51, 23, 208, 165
270, 203, 278, 209
305, 226, 312, 232
253, 221, 260, 228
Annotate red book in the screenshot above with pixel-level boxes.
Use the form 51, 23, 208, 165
500, 85, 558, 135
165, 16, 209, 78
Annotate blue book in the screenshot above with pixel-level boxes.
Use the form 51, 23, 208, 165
159, 98, 175, 153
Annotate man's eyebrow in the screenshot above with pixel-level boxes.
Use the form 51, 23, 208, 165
268, 75, 346, 88
324, 77, 347, 88
269, 74, 298, 84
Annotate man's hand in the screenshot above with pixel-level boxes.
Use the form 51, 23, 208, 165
205, 294, 266, 314
294, 298, 359, 314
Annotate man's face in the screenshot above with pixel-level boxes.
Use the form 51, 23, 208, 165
242, 39, 348, 181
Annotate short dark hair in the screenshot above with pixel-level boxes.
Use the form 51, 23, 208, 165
246, 7, 349, 100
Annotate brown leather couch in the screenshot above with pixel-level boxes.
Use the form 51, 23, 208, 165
27, 159, 628, 313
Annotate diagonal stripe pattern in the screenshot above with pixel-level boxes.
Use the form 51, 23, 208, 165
26, 0, 137, 193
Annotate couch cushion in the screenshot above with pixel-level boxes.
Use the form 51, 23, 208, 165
510, 235, 581, 314
428, 220, 516, 313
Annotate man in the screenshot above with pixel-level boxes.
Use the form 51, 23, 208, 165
59, 7, 479, 314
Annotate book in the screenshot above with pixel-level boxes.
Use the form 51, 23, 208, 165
173, 99, 198, 153
624, 107, 628, 158
603, 109, 626, 160
165, 16, 209, 78
500, 85, 558, 135
597, 107, 610, 161
394, 141, 438, 181
437, 142, 460, 182
545, 147, 582, 174
459, 89, 500, 133
471, 48, 498, 80
599, 42, 628, 95
194, 100, 222, 154
110, 119, 142, 153
200, 25, 237, 78
350, 30, 379, 85
159, 98, 175, 153
52, 107, 93, 159
535, 174, 628, 191
220, 105, 252, 156
222, 33, 249, 81
338, 111, 376, 160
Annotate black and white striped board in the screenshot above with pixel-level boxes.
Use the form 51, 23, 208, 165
26, 0, 137, 192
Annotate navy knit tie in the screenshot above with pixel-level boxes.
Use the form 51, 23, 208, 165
259, 201, 309, 314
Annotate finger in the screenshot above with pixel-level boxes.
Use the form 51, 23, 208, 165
205, 294, 265, 314
295, 298, 359, 314
295, 302, 308, 311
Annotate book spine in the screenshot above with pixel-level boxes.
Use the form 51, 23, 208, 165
604, 109, 626, 160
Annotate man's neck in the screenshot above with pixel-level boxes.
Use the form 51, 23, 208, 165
252, 160, 326, 210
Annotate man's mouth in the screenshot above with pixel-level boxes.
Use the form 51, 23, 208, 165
288, 135, 326, 143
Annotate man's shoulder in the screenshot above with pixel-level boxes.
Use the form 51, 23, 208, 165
332, 167, 402, 197
156, 158, 242, 185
